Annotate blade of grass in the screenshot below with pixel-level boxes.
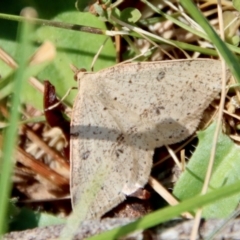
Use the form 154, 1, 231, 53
179, 0, 240, 83
141, 0, 240, 55
177, 2, 235, 238
0, 11, 236, 58
0, 13, 33, 235
0, 13, 105, 35
88, 179, 240, 240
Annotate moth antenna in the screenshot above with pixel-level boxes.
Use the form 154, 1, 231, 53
70, 64, 87, 81
70, 64, 78, 74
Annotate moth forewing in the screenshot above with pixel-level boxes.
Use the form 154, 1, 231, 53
70, 59, 230, 219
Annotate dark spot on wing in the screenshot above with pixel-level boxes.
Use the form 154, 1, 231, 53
157, 71, 165, 81
117, 133, 125, 143
155, 106, 165, 115
82, 151, 90, 160
115, 149, 124, 158
70, 132, 79, 137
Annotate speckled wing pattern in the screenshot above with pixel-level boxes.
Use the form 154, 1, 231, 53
70, 59, 229, 220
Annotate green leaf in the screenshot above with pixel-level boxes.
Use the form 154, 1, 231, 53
173, 122, 240, 218
223, 11, 240, 46
9, 207, 66, 231
75, 0, 93, 12
33, 11, 116, 109
0, 11, 116, 110
233, 0, 240, 11
120, 8, 142, 23
231, 35, 240, 46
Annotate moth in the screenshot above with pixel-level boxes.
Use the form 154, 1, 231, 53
70, 59, 230, 219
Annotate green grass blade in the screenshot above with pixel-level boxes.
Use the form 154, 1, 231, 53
0, 17, 32, 235
179, 0, 240, 83
88, 179, 240, 240
141, 0, 240, 56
